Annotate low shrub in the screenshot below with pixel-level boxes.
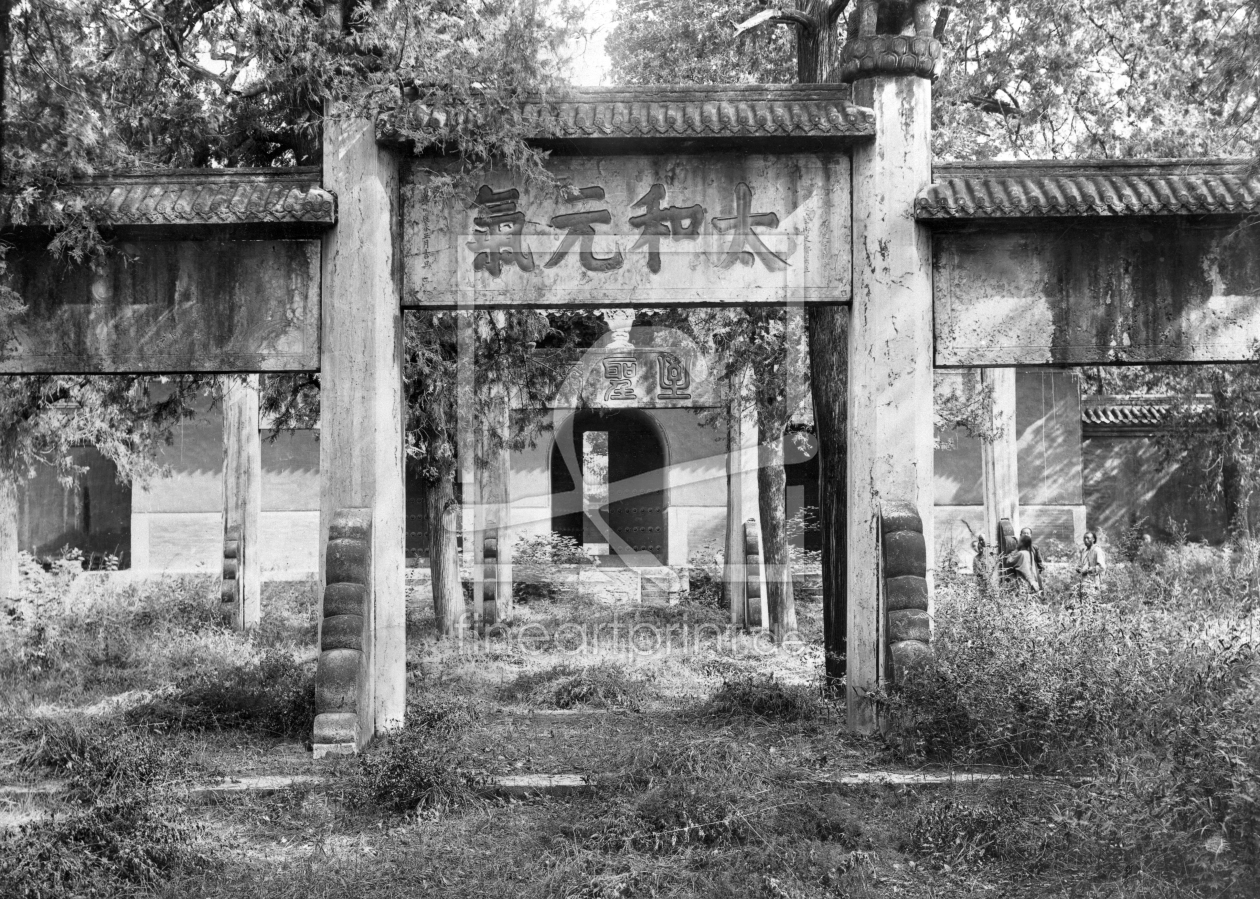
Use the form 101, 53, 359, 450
511, 533, 591, 603
498, 662, 653, 711
355, 702, 479, 812
680, 566, 723, 609
704, 675, 828, 722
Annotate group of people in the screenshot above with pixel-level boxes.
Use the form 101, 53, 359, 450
972, 527, 1107, 597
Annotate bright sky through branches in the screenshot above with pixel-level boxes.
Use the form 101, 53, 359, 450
566, 0, 616, 86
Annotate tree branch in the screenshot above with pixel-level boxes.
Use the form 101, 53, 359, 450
734, 7, 817, 38
825, 0, 851, 27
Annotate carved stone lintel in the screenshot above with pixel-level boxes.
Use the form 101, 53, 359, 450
841, 0, 944, 83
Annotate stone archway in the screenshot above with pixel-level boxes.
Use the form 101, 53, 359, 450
550, 408, 668, 566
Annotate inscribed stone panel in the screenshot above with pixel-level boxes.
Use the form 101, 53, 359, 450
402, 154, 851, 306
1, 240, 320, 372
934, 223, 1260, 366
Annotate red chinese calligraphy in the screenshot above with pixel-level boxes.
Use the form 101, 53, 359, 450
711, 182, 788, 272
467, 186, 535, 277
628, 184, 705, 273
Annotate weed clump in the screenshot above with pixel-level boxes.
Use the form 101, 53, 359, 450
126, 648, 315, 739
0, 800, 205, 899
567, 786, 749, 853
906, 794, 1062, 872
2, 721, 207, 898
498, 662, 652, 711
354, 697, 480, 812
705, 675, 827, 722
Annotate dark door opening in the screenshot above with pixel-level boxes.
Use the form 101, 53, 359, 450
551, 409, 667, 565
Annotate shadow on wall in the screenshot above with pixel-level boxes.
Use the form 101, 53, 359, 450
17, 447, 132, 567
1083, 436, 1238, 544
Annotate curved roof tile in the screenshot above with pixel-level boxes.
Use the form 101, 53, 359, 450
4, 168, 335, 229
918, 159, 1260, 219
385, 85, 875, 143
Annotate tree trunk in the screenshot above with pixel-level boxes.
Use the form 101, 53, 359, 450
756, 408, 797, 643
1216, 402, 1251, 540
0, 472, 17, 601
425, 473, 466, 636
798, 0, 848, 677
808, 305, 847, 683
0, 0, 9, 186
723, 377, 747, 619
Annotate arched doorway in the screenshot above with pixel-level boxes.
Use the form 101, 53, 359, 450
551, 409, 668, 565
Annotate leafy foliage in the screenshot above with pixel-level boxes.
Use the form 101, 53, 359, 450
608, 0, 795, 85
1081, 363, 1260, 537
608, 0, 1260, 162
0, 376, 210, 486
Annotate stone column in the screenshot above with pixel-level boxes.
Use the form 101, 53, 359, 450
981, 367, 1019, 546
317, 117, 405, 752
222, 375, 262, 630
842, 4, 941, 732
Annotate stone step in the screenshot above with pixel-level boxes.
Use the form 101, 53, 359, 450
0, 767, 1075, 817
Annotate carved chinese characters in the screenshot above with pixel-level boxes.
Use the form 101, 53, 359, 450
468, 187, 535, 276
629, 184, 705, 274
403, 153, 851, 306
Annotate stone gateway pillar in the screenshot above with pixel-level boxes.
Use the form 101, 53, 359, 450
842, 0, 941, 731
981, 367, 1019, 548
314, 118, 406, 755
221, 375, 262, 630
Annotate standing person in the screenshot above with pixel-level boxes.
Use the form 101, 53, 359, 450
972, 535, 994, 588
1002, 533, 1043, 594
1020, 527, 1047, 581
1075, 531, 1107, 599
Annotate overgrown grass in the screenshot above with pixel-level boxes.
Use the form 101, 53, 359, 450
126, 648, 316, 740
2, 720, 210, 898
882, 544, 1260, 893
703, 674, 830, 722
353, 697, 482, 812
497, 662, 654, 711
0, 572, 318, 715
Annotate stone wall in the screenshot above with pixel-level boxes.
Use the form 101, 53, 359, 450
130, 398, 320, 575
935, 368, 1086, 568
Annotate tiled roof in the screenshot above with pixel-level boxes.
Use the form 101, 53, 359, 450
385, 85, 875, 144
4, 168, 335, 229
918, 159, 1260, 219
